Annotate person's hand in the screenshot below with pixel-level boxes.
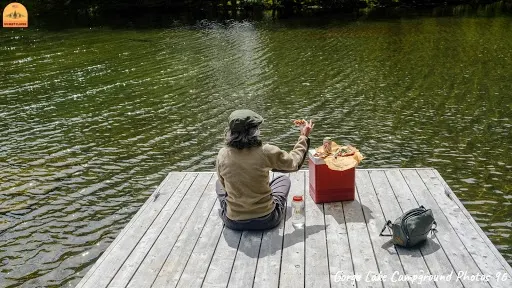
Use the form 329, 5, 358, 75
300, 120, 314, 137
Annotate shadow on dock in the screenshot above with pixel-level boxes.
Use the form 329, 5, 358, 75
381, 235, 442, 256
323, 200, 375, 224
223, 224, 326, 258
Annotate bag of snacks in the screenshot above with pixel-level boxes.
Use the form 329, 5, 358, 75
313, 137, 364, 171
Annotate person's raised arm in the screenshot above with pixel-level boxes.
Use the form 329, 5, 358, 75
265, 120, 314, 172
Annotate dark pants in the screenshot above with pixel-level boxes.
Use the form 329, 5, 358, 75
215, 174, 291, 231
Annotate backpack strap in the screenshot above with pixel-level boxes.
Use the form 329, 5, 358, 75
379, 220, 393, 236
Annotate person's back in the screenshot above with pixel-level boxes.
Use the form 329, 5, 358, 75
215, 109, 314, 231
217, 146, 273, 220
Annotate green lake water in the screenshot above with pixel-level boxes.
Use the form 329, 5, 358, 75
0, 15, 511, 287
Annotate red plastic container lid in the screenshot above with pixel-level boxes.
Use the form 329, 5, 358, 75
292, 195, 303, 201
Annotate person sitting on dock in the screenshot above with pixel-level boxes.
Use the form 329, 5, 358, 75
215, 109, 314, 230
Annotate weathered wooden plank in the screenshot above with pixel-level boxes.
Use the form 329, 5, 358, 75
76, 172, 180, 288
150, 176, 218, 288
100, 173, 199, 287
432, 169, 512, 277
342, 186, 382, 288
384, 169, 463, 288
253, 173, 286, 288
227, 231, 263, 288
77, 172, 187, 288
124, 173, 213, 288
401, 170, 491, 288
174, 206, 225, 288
279, 171, 305, 288
355, 170, 408, 288
324, 201, 356, 288
202, 228, 242, 288
304, 171, 330, 288
369, 170, 436, 288
417, 169, 512, 288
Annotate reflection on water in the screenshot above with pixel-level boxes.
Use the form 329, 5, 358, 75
0, 15, 511, 287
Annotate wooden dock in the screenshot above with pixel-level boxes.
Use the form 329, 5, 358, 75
76, 169, 512, 288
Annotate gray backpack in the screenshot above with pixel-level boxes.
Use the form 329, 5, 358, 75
379, 206, 437, 247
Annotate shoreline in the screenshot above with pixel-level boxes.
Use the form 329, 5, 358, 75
21, 2, 512, 30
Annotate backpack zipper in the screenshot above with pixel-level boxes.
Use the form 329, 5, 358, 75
401, 208, 427, 242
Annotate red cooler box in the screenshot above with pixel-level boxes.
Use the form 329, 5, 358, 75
308, 149, 355, 203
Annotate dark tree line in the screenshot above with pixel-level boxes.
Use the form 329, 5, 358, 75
1, 0, 511, 16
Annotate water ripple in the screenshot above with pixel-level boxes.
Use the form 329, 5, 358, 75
0, 18, 511, 287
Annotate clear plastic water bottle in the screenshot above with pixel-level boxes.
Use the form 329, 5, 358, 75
292, 195, 305, 229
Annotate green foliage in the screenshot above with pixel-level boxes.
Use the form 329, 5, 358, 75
1, 0, 510, 15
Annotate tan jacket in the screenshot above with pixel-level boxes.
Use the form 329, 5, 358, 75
216, 136, 310, 220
